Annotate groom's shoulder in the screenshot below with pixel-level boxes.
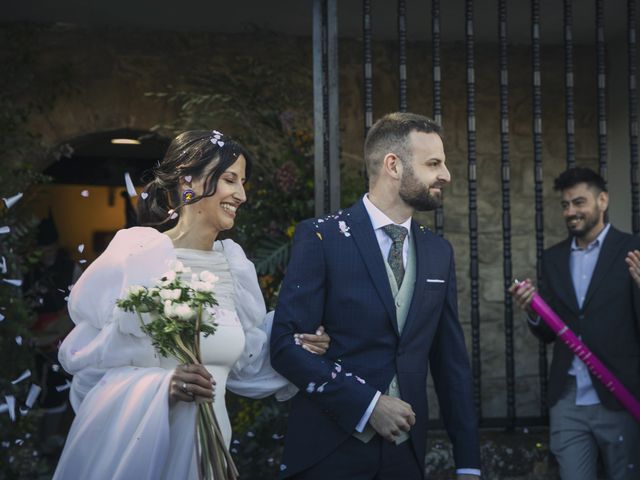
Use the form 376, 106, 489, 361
295, 204, 358, 239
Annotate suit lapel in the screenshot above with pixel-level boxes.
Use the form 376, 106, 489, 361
582, 227, 624, 310
547, 240, 579, 313
400, 221, 429, 341
347, 200, 399, 335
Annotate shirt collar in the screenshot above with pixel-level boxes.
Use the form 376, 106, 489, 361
362, 194, 412, 235
570, 223, 611, 251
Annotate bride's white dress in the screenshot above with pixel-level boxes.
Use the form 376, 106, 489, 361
52, 227, 294, 480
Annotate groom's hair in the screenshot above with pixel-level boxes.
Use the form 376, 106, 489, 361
364, 112, 442, 180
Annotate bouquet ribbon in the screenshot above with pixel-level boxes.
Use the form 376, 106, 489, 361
516, 280, 640, 422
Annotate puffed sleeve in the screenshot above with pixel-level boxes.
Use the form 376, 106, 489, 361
221, 240, 297, 401
58, 228, 167, 410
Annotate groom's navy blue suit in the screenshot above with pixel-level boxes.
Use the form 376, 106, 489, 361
271, 199, 480, 478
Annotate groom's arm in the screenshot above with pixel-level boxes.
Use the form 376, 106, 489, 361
270, 221, 378, 434
428, 246, 481, 472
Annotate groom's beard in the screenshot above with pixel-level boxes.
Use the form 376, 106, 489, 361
399, 167, 442, 212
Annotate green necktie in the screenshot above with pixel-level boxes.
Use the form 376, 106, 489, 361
382, 224, 408, 288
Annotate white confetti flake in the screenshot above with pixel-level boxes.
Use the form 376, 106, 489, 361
51, 364, 60, 372
77, 244, 85, 253
232, 439, 240, 445
271, 433, 284, 440
280, 464, 287, 471
184, 175, 192, 183
246, 431, 255, 438
80, 190, 89, 197
331, 372, 337, 379
345, 372, 353, 377
355, 376, 366, 384
78, 260, 87, 264
140, 192, 149, 200
317, 382, 328, 393
0, 226, 10, 235
15, 439, 24, 446
4, 279, 22, 287
19, 408, 28, 416
15, 336, 22, 346
25, 384, 42, 408
0, 256, 6, 274
0, 313, 4, 322
4, 396, 15, 422
55, 381, 71, 392
1, 441, 9, 448
306, 382, 316, 393
124, 172, 138, 197
334, 363, 342, 372
11, 369, 30, 385
3, 192, 23, 209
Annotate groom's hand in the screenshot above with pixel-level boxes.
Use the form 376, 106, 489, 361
368, 395, 415, 442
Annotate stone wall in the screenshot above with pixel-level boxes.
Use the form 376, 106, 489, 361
3, 24, 615, 418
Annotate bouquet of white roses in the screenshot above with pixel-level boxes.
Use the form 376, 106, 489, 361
116, 261, 238, 480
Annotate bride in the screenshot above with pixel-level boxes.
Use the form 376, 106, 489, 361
53, 131, 329, 479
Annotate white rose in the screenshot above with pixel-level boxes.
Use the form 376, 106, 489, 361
173, 303, 195, 320
192, 281, 214, 293
127, 285, 146, 296
163, 300, 175, 317
199, 270, 219, 284
159, 288, 182, 301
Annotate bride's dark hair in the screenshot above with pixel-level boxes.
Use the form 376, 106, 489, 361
137, 130, 253, 231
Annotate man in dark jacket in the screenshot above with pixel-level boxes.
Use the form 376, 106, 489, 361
511, 167, 640, 480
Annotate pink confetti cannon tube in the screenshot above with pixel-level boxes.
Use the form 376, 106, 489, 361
516, 280, 640, 422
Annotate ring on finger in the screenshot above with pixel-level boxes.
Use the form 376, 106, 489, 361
180, 382, 193, 396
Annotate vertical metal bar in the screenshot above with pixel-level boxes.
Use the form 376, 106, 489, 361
313, 0, 340, 216
363, 0, 373, 188
564, 0, 576, 169
432, 0, 445, 236
466, 0, 481, 419
363, 0, 373, 138
499, 0, 515, 430
532, 0, 549, 417
398, 0, 408, 112
596, 0, 608, 186
327, 0, 340, 212
313, 0, 327, 217
629, 0, 639, 234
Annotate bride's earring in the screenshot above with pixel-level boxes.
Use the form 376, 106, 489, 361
182, 188, 196, 203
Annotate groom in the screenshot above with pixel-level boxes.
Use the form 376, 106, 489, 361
271, 112, 481, 479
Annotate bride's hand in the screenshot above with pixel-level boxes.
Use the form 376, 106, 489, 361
294, 326, 331, 355
169, 364, 216, 407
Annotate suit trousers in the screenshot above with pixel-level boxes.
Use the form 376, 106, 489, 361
550, 380, 640, 480
291, 434, 423, 480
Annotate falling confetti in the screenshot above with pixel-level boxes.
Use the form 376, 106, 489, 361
0, 256, 6, 274
3, 192, 23, 209
306, 382, 316, 393
15, 439, 24, 446
317, 382, 328, 393
184, 175, 192, 183
3, 279, 22, 287
246, 431, 255, 438
0, 226, 10, 234
124, 172, 138, 197
80, 190, 89, 198
15, 336, 22, 346
25, 384, 42, 408
11, 369, 31, 385
79, 260, 87, 264
4, 396, 15, 422
140, 192, 149, 200
55, 381, 71, 392
170, 212, 178, 220
0, 313, 4, 322
1, 442, 9, 448
77, 244, 85, 253
51, 364, 60, 372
